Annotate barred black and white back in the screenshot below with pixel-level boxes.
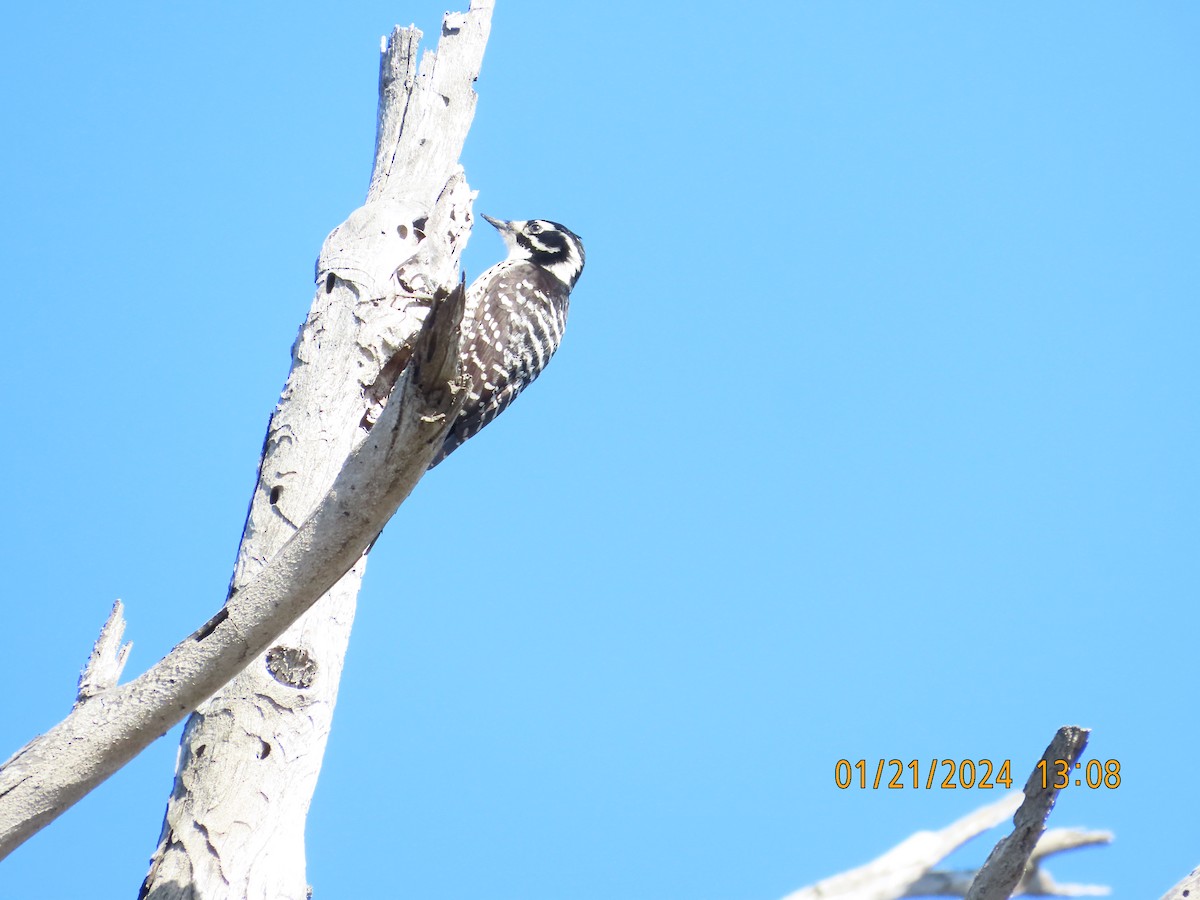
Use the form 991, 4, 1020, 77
430, 215, 585, 467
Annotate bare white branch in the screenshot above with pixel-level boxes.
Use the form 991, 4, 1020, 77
903, 828, 1112, 898
781, 794, 1019, 900
1031, 828, 1113, 860
0, 285, 466, 863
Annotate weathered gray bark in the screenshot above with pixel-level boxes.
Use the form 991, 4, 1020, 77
138, 5, 493, 898
965, 726, 1090, 900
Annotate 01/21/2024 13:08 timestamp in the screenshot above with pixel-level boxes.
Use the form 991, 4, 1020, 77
834, 758, 1122, 790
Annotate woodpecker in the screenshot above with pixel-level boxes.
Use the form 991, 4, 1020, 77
430, 215, 585, 467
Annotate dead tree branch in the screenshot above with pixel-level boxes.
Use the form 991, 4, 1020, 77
965, 726, 1090, 900
781, 727, 1108, 900
0, 286, 466, 861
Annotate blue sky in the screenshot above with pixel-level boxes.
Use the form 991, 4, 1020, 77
1, 3, 1196, 897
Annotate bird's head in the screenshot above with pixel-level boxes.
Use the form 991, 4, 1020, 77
482, 215, 586, 290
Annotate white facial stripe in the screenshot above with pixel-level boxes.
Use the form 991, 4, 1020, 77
544, 243, 583, 288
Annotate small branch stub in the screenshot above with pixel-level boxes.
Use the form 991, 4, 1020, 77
75, 600, 132, 704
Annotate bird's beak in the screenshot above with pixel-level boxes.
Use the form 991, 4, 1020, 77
481, 214, 510, 232
481, 214, 518, 252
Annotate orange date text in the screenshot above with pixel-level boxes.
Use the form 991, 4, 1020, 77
833, 758, 1013, 790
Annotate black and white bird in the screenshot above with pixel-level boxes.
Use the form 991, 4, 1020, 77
430, 214, 586, 467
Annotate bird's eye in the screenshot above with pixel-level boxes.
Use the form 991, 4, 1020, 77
526, 221, 542, 234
